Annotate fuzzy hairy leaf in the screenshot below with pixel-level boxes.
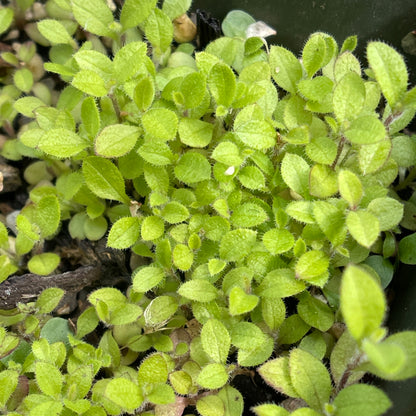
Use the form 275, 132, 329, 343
83, 156, 129, 204
95, 124, 140, 158
367, 41, 408, 109
340, 265, 386, 341
38, 128, 87, 158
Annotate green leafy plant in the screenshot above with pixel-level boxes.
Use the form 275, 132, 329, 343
1, 1, 416, 415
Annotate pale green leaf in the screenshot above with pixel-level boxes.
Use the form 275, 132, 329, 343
340, 265, 386, 341
120, 0, 157, 29
333, 384, 391, 416
35, 362, 63, 398
367, 41, 408, 109
132, 266, 165, 293
338, 170, 363, 208
201, 319, 230, 364
289, 348, 332, 410
95, 124, 140, 158
71, 0, 114, 37
235, 120, 276, 150
208, 62, 236, 107
28, 253, 60, 276
178, 280, 218, 302
219, 229, 257, 262
72, 69, 108, 97
37, 19, 74, 46
105, 378, 143, 412
269, 45, 302, 93
346, 210, 380, 248
82, 156, 129, 204
281, 153, 310, 196
107, 217, 141, 249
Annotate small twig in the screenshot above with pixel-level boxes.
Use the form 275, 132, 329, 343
0, 265, 102, 310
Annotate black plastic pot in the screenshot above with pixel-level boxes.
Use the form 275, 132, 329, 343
191, 0, 416, 80
190, 1, 416, 414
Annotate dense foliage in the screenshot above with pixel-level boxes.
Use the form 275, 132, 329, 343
1, 1, 416, 415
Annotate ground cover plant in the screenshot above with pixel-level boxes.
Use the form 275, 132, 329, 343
1, 0, 416, 415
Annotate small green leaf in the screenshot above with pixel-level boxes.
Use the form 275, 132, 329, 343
220, 229, 257, 262
295, 250, 329, 281
95, 125, 140, 158
306, 136, 338, 165
289, 348, 332, 410
0, 8, 13, 35
367, 41, 408, 109
138, 139, 174, 166
107, 217, 141, 249
178, 118, 213, 148
302, 33, 329, 77
313, 201, 347, 246
208, 62, 236, 107
161, 201, 189, 224
229, 286, 259, 316
346, 210, 380, 248
174, 152, 211, 184
286, 201, 315, 224
120, 0, 157, 29
297, 293, 334, 332
0, 369, 18, 408
231, 203, 268, 228
173, 243, 193, 271
142, 108, 178, 141
235, 120, 276, 150
37, 19, 74, 46
132, 266, 165, 293
256, 269, 306, 298
197, 363, 228, 389
281, 153, 310, 196
362, 339, 406, 375
367, 197, 403, 231
141, 216, 164, 241
72, 69, 108, 97
35, 362, 63, 398
35, 194, 60, 238
309, 164, 338, 198
338, 170, 363, 208
134, 77, 155, 111
83, 156, 129, 204
340, 265, 386, 341
38, 128, 87, 158
113, 41, 147, 83
178, 280, 218, 302
333, 384, 392, 416
333, 72, 365, 121
71, 0, 114, 37
344, 115, 386, 144
28, 253, 60, 276
145, 8, 173, 53
105, 378, 143, 412
81, 97, 100, 138
269, 45, 302, 93
258, 356, 300, 398
196, 395, 225, 416
36, 288, 65, 314
14, 96, 45, 118
237, 165, 266, 190
13, 68, 33, 93
262, 228, 294, 255
201, 319, 230, 364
